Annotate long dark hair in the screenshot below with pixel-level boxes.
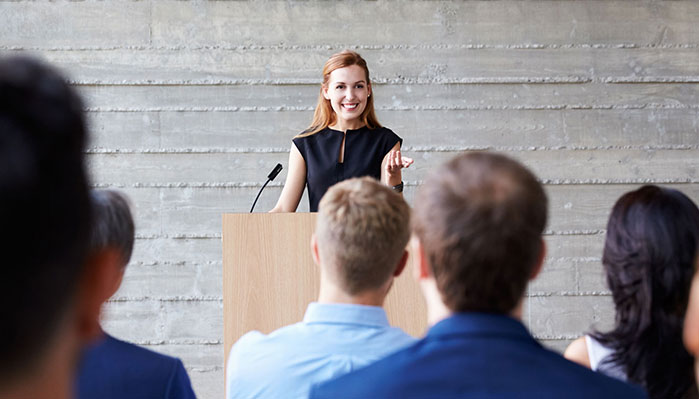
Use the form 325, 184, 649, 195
592, 185, 699, 399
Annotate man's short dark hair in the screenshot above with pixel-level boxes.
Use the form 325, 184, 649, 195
0, 56, 92, 382
412, 152, 547, 314
90, 190, 136, 268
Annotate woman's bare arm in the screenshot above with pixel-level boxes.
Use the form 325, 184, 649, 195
269, 144, 306, 213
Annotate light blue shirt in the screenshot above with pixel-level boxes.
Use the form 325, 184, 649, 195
225, 302, 417, 399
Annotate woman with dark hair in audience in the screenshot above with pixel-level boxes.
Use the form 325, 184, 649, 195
565, 185, 699, 399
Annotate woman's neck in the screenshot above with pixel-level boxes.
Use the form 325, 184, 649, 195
330, 119, 364, 132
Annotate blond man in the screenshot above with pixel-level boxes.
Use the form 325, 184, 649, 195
226, 177, 416, 399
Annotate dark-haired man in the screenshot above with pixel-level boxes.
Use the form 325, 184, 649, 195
311, 152, 647, 398
0, 56, 107, 399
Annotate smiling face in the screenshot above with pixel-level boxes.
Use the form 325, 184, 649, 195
323, 64, 371, 130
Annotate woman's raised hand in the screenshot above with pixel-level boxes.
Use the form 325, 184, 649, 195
385, 149, 414, 177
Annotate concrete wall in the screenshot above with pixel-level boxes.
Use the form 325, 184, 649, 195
2, 1, 698, 397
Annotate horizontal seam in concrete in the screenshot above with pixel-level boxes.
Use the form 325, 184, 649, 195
128, 340, 222, 346
543, 230, 605, 236
540, 178, 699, 185
85, 145, 699, 154
135, 233, 222, 239
605, 76, 699, 83
547, 257, 601, 263
82, 104, 699, 112
66, 76, 699, 85
533, 334, 586, 340
528, 291, 612, 297
108, 296, 223, 302
4, 43, 699, 51
91, 178, 699, 189
131, 261, 223, 266
67, 77, 598, 85
187, 366, 223, 373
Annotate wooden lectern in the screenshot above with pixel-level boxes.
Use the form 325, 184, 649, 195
222, 213, 427, 365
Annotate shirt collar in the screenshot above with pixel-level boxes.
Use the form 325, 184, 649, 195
428, 312, 538, 345
303, 302, 390, 328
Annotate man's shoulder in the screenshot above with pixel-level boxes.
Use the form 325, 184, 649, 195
308, 337, 426, 398
78, 335, 195, 399
229, 323, 303, 354
310, 336, 646, 399
226, 322, 311, 374
87, 335, 183, 372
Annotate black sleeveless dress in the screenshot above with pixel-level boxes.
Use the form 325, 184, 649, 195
292, 126, 402, 212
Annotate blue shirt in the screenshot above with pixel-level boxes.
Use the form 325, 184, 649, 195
225, 302, 416, 399
310, 313, 647, 399
76, 333, 196, 399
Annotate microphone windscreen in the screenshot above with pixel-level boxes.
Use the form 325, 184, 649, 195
268, 163, 283, 180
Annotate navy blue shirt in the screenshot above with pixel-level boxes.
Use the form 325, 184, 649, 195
76, 334, 196, 399
292, 126, 401, 212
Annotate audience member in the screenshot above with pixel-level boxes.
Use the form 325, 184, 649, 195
76, 189, 197, 399
683, 254, 699, 385
566, 185, 699, 399
310, 152, 646, 398
0, 56, 104, 399
226, 177, 416, 399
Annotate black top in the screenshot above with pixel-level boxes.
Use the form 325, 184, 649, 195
292, 126, 402, 212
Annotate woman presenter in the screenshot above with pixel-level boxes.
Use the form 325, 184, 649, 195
270, 50, 413, 212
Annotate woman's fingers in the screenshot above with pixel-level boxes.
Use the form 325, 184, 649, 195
386, 151, 413, 173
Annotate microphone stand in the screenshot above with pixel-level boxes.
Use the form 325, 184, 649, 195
250, 163, 283, 213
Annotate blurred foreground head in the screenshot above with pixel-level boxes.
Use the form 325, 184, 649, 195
0, 56, 96, 398
411, 152, 547, 315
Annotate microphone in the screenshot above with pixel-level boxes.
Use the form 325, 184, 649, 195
250, 163, 283, 213
267, 163, 283, 181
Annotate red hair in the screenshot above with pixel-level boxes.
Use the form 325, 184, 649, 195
298, 50, 381, 137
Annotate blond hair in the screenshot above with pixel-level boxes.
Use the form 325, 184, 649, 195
316, 177, 410, 295
298, 50, 381, 138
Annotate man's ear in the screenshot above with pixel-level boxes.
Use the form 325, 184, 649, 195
74, 248, 122, 341
411, 236, 432, 281
310, 234, 320, 266
529, 239, 547, 281
393, 250, 409, 278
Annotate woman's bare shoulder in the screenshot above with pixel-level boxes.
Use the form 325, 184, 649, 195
564, 336, 591, 368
